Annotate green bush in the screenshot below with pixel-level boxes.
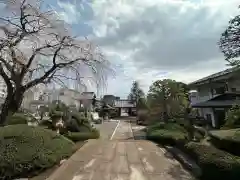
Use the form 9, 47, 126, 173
209, 129, 240, 156
39, 119, 54, 129
6, 113, 28, 125
66, 112, 92, 132
223, 104, 240, 129
184, 142, 240, 180
65, 129, 100, 142
50, 110, 63, 120
194, 127, 206, 141
148, 122, 187, 132
147, 123, 187, 145
0, 125, 74, 180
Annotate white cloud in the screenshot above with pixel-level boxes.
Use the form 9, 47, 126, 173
51, 0, 240, 97
55, 1, 81, 24
88, 0, 240, 97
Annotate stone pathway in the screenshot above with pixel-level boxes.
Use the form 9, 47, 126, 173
47, 120, 194, 180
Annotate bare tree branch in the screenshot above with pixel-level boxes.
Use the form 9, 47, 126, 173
0, 0, 113, 124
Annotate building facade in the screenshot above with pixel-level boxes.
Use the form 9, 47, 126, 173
0, 77, 7, 99
21, 84, 46, 110
80, 92, 96, 111
102, 95, 116, 106
189, 67, 240, 128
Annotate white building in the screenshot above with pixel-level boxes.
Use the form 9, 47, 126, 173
0, 76, 46, 110
21, 84, 46, 110
188, 67, 240, 128
42, 85, 87, 109
80, 92, 96, 111
0, 77, 7, 98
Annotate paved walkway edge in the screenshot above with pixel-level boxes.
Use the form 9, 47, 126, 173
164, 145, 202, 178
47, 140, 98, 180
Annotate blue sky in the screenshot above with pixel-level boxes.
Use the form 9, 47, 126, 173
8, 0, 240, 98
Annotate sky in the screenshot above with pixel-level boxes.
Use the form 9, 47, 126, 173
9, 0, 240, 98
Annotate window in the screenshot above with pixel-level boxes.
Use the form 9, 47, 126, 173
206, 114, 212, 122
214, 87, 225, 94
231, 88, 237, 92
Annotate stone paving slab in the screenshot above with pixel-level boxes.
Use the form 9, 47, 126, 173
111, 120, 133, 140
48, 120, 194, 180
48, 140, 193, 180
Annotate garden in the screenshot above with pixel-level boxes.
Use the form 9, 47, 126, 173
146, 105, 240, 180
128, 78, 240, 180
0, 101, 100, 180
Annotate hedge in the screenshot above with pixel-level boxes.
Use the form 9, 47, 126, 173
209, 129, 240, 156
65, 129, 100, 142
146, 123, 188, 146
0, 125, 74, 180
6, 113, 28, 125
184, 142, 240, 180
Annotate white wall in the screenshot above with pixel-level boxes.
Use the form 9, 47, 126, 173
0, 77, 6, 98
22, 84, 46, 109
201, 108, 216, 127
228, 79, 240, 91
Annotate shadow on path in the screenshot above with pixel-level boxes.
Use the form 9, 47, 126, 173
155, 143, 198, 180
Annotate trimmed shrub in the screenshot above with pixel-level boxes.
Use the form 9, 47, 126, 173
148, 122, 187, 132
223, 105, 240, 129
137, 110, 149, 125
146, 123, 187, 146
0, 125, 74, 180
209, 129, 240, 156
65, 129, 100, 142
184, 142, 240, 180
194, 127, 206, 141
66, 112, 92, 132
39, 119, 54, 129
6, 113, 28, 125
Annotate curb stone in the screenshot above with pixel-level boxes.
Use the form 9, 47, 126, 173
164, 146, 202, 178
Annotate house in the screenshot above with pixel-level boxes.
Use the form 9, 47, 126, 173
80, 92, 96, 111
114, 99, 136, 116
22, 84, 47, 110
102, 95, 116, 106
188, 66, 240, 128
41, 88, 83, 109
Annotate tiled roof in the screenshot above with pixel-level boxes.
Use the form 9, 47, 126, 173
81, 92, 95, 99
188, 66, 240, 86
192, 100, 240, 108
114, 100, 135, 108
191, 93, 240, 108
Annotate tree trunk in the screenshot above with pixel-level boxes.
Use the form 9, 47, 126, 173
185, 108, 194, 141
0, 90, 24, 126
162, 86, 168, 123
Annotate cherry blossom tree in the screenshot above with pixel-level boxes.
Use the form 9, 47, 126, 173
0, 0, 111, 125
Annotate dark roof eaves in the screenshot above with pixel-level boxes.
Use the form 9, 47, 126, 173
188, 67, 240, 86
